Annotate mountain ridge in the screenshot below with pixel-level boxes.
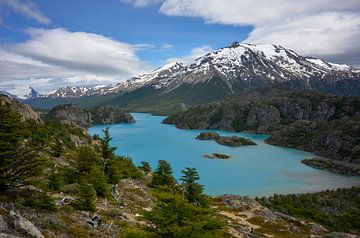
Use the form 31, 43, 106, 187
23, 42, 360, 113
30, 42, 360, 99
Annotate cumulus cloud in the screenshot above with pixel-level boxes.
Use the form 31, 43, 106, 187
165, 45, 212, 64
0, 0, 50, 24
126, 0, 360, 66
0, 28, 151, 96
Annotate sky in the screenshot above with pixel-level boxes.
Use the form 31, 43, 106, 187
0, 0, 359, 97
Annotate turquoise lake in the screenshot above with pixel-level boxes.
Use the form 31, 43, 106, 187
89, 113, 360, 196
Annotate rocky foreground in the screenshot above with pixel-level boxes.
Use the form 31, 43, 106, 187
1, 180, 357, 238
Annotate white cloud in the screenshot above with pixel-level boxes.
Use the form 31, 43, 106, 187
0, 28, 151, 95
0, 0, 50, 24
120, 0, 163, 7
160, 43, 174, 49
127, 0, 360, 66
165, 45, 212, 64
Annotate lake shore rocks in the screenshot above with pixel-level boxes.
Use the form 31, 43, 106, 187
196, 132, 256, 147
302, 158, 360, 176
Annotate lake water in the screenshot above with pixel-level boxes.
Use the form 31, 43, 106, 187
89, 113, 360, 196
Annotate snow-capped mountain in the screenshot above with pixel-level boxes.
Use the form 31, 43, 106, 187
161, 42, 360, 95
45, 62, 185, 98
36, 42, 360, 99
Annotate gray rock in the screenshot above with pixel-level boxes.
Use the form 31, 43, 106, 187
47, 104, 92, 128
91, 105, 135, 125
10, 211, 44, 238
0, 94, 41, 122
0, 233, 23, 238
0, 215, 8, 233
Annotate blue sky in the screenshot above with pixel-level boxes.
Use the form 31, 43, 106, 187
0, 0, 251, 66
0, 0, 359, 96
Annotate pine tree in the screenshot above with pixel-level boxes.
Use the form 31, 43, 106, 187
78, 182, 97, 211
151, 160, 176, 188
181, 167, 206, 206
139, 161, 151, 175
48, 165, 63, 191
101, 128, 116, 161
0, 105, 46, 191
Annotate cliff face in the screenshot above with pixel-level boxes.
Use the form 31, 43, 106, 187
0, 94, 41, 122
47, 104, 135, 127
47, 104, 92, 128
163, 90, 360, 165
91, 106, 135, 125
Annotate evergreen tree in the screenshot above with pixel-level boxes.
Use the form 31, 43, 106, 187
100, 128, 116, 167
76, 146, 101, 175
180, 167, 206, 206
0, 105, 46, 191
105, 156, 142, 184
48, 165, 63, 191
78, 182, 97, 211
88, 166, 109, 197
139, 161, 152, 175
151, 160, 176, 188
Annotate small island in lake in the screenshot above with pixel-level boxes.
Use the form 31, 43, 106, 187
196, 132, 257, 147
203, 153, 232, 159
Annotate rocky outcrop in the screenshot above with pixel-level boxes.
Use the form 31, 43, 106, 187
47, 104, 92, 127
47, 104, 135, 128
302, 158, 360, 176
216, 136, 256, 146
91, 105, 135, 125
266, 118, 360, 164
0, 94, 41, 122
196, 132, 256, 147
0, 208, 44, 238
195, 132, 221, 140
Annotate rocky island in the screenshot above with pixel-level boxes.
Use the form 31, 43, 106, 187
203, 153, 232, 159
196, 131, 257, 147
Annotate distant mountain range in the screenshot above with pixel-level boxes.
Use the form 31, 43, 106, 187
23, 42, 360, 113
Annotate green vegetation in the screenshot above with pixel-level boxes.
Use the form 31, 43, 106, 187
256, 187, 360, 234
151, 160, 176, 188
139, 161, 152, 175
134, 161, 225, 238
180, 167, 207, 207
143, 192, 224, 238
0, 104, 49, 191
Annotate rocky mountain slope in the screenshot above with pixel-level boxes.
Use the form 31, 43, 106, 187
24, 43, 360, 114
46, 104, 135, 127
163, 89, 360, 174
44, 62, 185, 98
0, 94, 41, 122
